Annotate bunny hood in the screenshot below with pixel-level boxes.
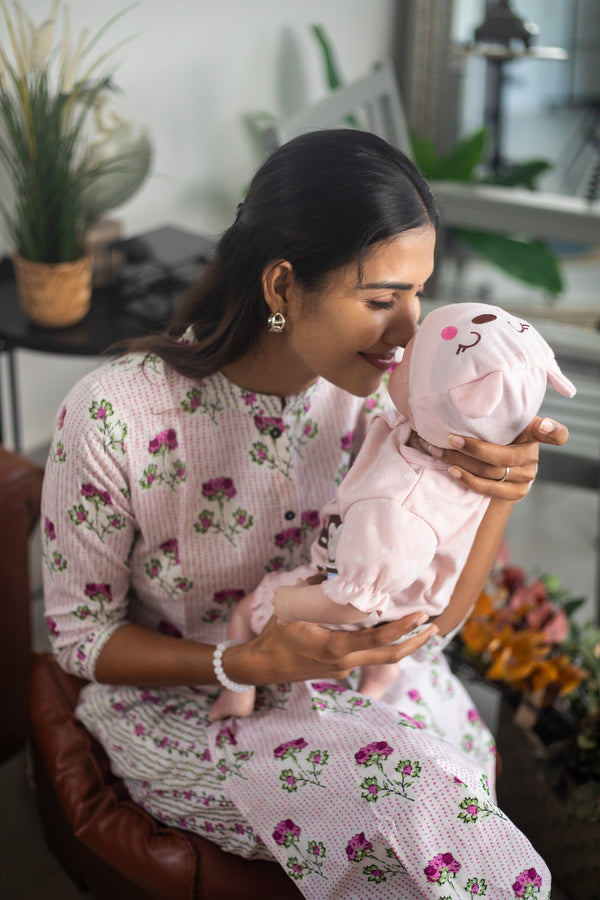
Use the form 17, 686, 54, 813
390, 303, 576, 449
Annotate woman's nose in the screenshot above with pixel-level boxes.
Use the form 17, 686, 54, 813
385, 298, 420, 347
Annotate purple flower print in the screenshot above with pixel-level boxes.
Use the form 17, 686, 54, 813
425, 852, 461, 884
341, 430, 355, 451
149, 428, 178, 454
408, 689, 421, 702
273, 819, 301, 847
58, 405, 67, 429
300, 509, 320, 530
81, 483, 111, 504
85, 582, 112, 601
159, 538, 180, 563
467, 708, 482, 723
213, 589, 245, 604
346, 832, 373, 862
46, 617, 59, 637
513, 868, 543, 898
158, 620, 183, 639
215, 727, 237, 748
242, 392, 256, 406
254, 414, 285, 438
346, 832, 407, 883
195, 478, 253, 546
274, 527, 302, 549
466, 876, 488, 895
202, 476, 236, 499
355, 741, 394, 766
311, 681, 346, 694
274, 738, 308, 759
44, 517, 56, 541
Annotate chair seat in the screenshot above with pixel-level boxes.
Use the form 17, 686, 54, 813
28, 652, 302, 900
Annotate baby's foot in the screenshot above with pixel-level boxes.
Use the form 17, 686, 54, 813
208, 688, 256, 721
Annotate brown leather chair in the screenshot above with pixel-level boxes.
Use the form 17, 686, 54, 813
0, 445, 301, 899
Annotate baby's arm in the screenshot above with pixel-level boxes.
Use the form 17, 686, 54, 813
273, 580, 375, 626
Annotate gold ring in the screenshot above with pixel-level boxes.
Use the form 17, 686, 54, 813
497, 466, 510, 482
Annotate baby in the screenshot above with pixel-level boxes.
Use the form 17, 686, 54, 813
209, 302, 575, 720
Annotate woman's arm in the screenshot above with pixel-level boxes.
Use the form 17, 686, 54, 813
432, 497, 513, 636
93, 612, 438, 686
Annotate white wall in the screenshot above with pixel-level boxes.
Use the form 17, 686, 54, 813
2, 0, 396, 452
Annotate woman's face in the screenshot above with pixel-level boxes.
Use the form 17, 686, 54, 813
283, 225, 436, 397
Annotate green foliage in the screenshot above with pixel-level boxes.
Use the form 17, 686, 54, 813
456, 229, 564, 295
0, 1, 136, 263
412, 129, 563, 295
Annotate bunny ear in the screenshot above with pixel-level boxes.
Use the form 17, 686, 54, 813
547, 362, 577, 398
448, 371, 504, 419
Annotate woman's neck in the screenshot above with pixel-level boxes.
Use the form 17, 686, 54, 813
221, 335, 318, 398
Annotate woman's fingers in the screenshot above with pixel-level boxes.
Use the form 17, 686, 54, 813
517, 416, 569, 446
324, 614, 438, 669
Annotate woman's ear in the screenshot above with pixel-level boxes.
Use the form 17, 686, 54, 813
262, 259, 295, 316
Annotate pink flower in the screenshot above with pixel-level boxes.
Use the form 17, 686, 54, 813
341, 430, 355, 451
513, 868, 542, 897
408, 689, 421, 702
272, 819, 301, 846
44, 517, 56, 540
274, 738, 307, 758
301, 509, 320, 529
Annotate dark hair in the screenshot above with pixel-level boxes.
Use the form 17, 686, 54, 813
126, 129, 439, 377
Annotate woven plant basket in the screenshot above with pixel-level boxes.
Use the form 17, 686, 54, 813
13, 254, 93, 328
496, 698, 600, 900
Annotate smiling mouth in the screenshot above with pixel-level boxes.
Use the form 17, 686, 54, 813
359, 351, 397, 371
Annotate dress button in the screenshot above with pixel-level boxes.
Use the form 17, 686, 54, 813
284, 510, 296, 520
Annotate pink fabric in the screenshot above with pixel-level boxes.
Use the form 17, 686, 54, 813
321, 414, 489, 619
400, 303, 575, 449
41, 346, 552, 898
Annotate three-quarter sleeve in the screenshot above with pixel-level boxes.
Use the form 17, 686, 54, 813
41, 379, 136, 680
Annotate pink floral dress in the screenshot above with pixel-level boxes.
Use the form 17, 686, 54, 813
41, 349, 551, 899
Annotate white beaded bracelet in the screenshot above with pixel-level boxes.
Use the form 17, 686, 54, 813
213, 640, 254, 693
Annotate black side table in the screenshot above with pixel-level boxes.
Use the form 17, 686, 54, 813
0, 226, 214, 451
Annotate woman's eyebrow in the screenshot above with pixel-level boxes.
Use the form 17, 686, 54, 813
357, 281, 414, 290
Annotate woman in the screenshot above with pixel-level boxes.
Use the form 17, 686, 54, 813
42, 130, 562, 898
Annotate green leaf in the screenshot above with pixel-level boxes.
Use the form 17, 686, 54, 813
310, 23, 343, 91
410, 134, 439, 179
434, 128, 488, 181
310, 23, 360, 129
455, 229, 564, 295
482, 159, 553, 189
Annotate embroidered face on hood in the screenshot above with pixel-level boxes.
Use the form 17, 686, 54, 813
388, 302, 576, 449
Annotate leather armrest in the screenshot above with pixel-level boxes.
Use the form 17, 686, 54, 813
0, 446, 44, 760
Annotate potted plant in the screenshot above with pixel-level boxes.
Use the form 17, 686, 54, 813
0, 0, 141, 327
449, 563, 600, 899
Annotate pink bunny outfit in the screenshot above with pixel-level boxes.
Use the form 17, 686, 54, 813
250, 302, 575, 632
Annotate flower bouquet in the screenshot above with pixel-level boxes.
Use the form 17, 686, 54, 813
449, 562, 600, 899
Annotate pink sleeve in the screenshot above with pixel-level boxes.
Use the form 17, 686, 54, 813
41, 380, 134, 680
320, 499, 437, 618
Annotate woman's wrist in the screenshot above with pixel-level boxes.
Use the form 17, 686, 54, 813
213, 640, 254, 692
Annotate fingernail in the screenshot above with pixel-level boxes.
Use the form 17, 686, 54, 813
416, 612, 429, 625
539, 418, 554, 434
428, 444, 443, 459
448, 434, 465, 449
448, 466, 462, 479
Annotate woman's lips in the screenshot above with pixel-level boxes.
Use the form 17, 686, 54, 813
359, 351, 397, 371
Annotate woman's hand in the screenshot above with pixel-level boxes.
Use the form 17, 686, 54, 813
224, 611, 438, 685
424, 415, 569, 500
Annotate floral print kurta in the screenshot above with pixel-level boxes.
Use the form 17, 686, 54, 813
41, 349, 551, 899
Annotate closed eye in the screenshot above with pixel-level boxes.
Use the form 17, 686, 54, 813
366, 299, 395, 310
